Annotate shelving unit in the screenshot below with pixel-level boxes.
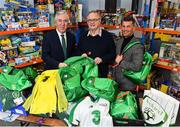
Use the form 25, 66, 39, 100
0, 24, 179, 70
0, 27, 55, 36
1, 24, 179, 36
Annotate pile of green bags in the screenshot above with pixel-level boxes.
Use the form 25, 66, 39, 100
59, 56, 118, 102
0, 66, 37, 111
0, 66, 33, 91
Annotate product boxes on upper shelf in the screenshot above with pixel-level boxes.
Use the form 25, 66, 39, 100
160, 19, 175, 30
133, 14, 146, 28
0, 32, 43, 67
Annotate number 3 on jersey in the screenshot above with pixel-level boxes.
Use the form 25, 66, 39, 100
92, 110, 100, 125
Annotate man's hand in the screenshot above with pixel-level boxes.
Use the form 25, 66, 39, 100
115, 54, 123, 65
58, 63, 67, 68
82, 53, 88, 57
112, 55, 123, 68
94, 57, 102, 64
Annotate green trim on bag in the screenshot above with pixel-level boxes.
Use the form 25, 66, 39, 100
142, 95, 168, 126
122, 41, 141, 54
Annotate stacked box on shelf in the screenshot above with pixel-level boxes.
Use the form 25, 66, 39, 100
1, 11, 22, 31
0, 33, 43, 67
53, 0, 79, 24
0, 51, 7, 67
158, 43, 180, 67
167, 86, 180, 101
0, 0, 51, 30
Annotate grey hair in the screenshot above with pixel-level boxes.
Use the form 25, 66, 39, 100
54, 10, 70, 24
87, 10, 101, 20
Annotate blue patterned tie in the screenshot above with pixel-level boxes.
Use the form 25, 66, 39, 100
61, 34, 67, 59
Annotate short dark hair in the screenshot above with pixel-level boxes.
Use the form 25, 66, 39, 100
122, 16, 135, 25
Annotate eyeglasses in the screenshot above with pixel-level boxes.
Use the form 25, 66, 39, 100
57, 19, 69, 23
87, 18, 100, 22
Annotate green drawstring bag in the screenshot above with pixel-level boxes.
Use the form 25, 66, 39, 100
0, 66, 32, 91
64, 56, 98, 79
59, 67, 88, 101
110, 91, 138, 120
0, 85, 25, 111
59, 56, 98, 102
21, 67, 38, 81
122, 42, 152, 84
81, 77, 118, 102
1, 66, 14, 73
1, 66, 38, 81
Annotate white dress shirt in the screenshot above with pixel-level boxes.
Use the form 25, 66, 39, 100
56, 29, 67, 47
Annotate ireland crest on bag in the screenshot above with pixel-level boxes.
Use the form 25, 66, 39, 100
142, 88, 179, 126
142, 95, 168, 126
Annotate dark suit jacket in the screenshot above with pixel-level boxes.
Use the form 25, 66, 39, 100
42, 30, 76, 70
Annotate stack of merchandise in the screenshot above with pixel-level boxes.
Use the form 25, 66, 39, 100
0, 0, 51, 31
147, 70, 180, 101
157, 43, 180, 68
101, 8, 126, 25
0, 33, 43, 67
21, 56, 144, 126
53, 0, 78, 24
0, 66, 38, 116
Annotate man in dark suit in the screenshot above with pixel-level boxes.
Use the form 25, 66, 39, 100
42, 10, 76, 70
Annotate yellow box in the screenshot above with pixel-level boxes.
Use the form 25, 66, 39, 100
160, 84, 169, 93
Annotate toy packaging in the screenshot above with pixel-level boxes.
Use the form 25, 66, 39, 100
15, 56, 31, 65
0, 38, 12, 50
167, 86, 180, 100
2, 47, 19, 59
0, 51, 7, 67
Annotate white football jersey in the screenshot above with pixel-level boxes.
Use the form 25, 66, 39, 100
69, 96, 113, 127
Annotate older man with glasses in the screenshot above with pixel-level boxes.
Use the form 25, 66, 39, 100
77, 10, 116, 78
42, 10, 76, 70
